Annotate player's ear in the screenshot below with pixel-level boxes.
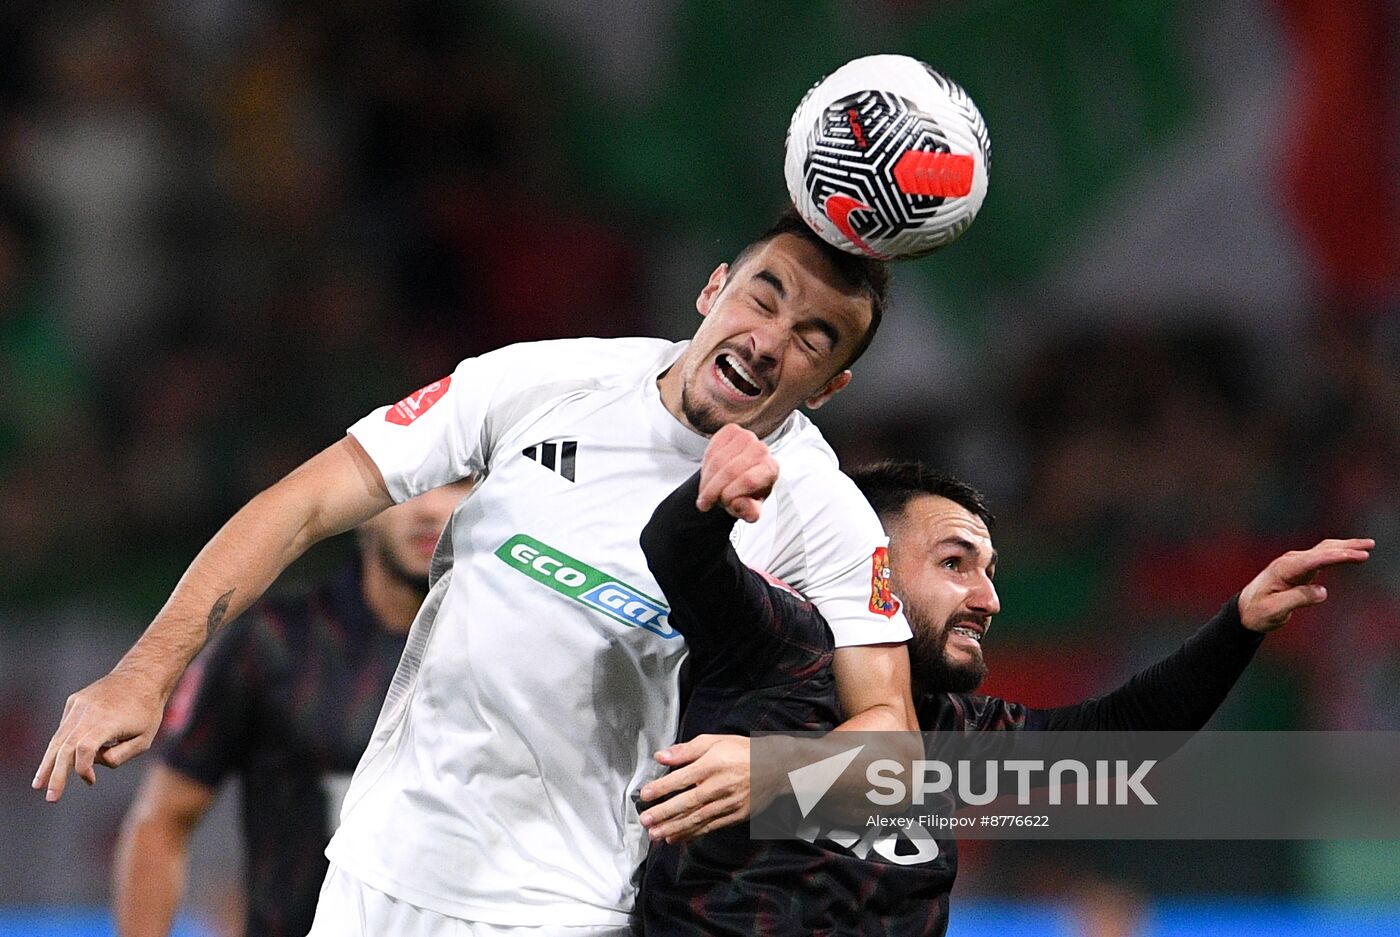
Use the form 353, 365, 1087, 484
696, 264, 729, 317
806, 369, 852, 409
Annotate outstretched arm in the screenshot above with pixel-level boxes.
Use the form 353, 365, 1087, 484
1027, 538, 1373, 732
34, 436, 393, 801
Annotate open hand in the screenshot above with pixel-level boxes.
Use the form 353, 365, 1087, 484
639, 734, 752, 844
1237, 538, 1373, 633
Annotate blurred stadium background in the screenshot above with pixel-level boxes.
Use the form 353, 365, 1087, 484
0, 0, 1395, 934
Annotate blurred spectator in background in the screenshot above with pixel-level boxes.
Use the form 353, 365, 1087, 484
111, 480, 471, 937
10, 6, 178, 371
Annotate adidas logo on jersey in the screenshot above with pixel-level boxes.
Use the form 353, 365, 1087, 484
522, 440, 578, 482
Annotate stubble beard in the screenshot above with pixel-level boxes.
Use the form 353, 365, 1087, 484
680, 370, 729, 436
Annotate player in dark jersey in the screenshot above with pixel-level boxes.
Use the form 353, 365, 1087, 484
637, 447, 1371, 936
638, 427, 935, 935
637, 427, 841, 934
111, 480, 471, 937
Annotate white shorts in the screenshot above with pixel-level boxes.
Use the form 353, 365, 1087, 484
306, 863, 634, 937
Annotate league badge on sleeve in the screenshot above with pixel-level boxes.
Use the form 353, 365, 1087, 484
868, 546, 900, 618
385, 376, 452, 426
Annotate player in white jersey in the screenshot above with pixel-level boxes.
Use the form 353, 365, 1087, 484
37, 210, 917, 932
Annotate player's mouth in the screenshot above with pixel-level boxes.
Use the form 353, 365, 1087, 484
713, 353, 765, 401
414, 533, 440, 557
948, 622, 986, 644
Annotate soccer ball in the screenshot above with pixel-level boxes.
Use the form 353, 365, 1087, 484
784, 54, 991, 260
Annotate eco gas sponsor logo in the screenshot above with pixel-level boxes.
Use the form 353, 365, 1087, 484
495, 534, 678, 639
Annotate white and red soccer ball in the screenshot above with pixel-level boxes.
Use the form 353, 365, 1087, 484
784, 54, 991, 260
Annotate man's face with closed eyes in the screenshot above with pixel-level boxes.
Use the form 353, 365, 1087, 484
671, 234, 873, 439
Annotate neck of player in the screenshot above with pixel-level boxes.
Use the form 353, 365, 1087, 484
656, 364, 696, 432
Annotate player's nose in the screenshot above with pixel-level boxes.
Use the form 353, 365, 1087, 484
747, 316, 788, 360
969, 573, 1000, 616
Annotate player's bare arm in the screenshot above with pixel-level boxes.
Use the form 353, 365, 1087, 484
831, 643, 918, 731
34, 435, 393, 802
113, 765, 217, 937
1237, 538, 1373, 632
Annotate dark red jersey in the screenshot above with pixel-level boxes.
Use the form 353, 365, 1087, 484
159, 564, 408, 937
637, 472, 1264, 936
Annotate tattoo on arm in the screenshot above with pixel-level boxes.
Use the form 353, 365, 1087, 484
206, 589, 236, 640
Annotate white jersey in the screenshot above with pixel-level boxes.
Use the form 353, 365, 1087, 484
326, 337, 911, 926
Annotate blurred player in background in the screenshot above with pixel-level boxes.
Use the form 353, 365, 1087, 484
111, 481, 471, 937
638, 457, 1371, 935
37, 210, 916, 934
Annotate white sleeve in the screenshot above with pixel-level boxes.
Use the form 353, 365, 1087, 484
349, 337, 676, 502
346, 344, 527, 502
806, 537, 912, 647
767, 465, 913, 648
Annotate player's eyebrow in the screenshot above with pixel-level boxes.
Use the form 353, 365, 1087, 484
754, 267, 842, 350
754, 269, 786, 298
937, 536, 997, 570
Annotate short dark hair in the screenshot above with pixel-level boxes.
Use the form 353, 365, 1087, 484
849, 460, 995, 533
731, 206, 890, 370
